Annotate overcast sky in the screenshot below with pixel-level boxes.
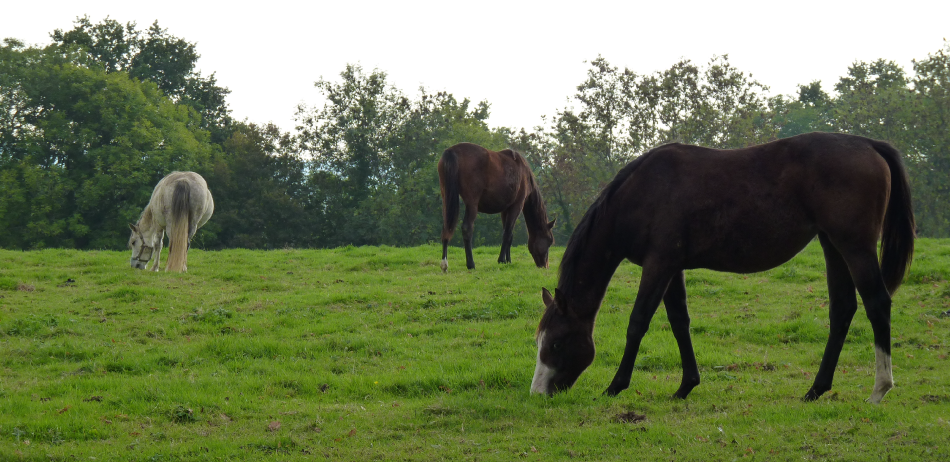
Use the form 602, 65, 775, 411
3, 1, 948, 133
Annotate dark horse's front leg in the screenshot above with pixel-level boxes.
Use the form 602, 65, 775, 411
605, 264, 676, 396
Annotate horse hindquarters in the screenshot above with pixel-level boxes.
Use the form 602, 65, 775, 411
803, 147, 912, 403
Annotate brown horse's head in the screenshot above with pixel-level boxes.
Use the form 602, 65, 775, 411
531, 287, 595, 395
527, 219, 556, 268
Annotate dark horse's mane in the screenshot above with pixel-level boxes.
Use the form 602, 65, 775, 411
557, 147, 662, 293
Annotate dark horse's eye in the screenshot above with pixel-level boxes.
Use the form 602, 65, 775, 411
552, 343, 561, 351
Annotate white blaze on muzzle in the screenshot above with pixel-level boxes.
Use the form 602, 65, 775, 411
531, 331, 556, 394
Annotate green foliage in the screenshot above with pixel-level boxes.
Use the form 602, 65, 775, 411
201, 122, 311, 249
50, 16, 232, 139
0, 40, 215, 249
514, 55, 776, 237
3, 18, 950, 250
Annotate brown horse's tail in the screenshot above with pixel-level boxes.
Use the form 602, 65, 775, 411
872, 140, 916, 295
165, 182, 192, 272
440, 148, 460, 237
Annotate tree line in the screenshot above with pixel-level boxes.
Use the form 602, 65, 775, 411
2, 17, 949, 250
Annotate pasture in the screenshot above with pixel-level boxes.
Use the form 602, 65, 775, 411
1, 242, 948, 461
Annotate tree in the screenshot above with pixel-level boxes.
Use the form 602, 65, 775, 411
908, 41, 950, 235
521, 55, 776, 236
0, 40, 214, 249
51, 16, 232, 141
201, 122, 310, 248
295, 65, 510, 247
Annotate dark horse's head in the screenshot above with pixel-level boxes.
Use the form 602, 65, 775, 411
527, 219, 557, 268
531, 287, 595, 394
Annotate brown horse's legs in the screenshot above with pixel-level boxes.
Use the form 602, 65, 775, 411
664, 271, 701, 399
805, 233, 859, 401
441, 239, 450, 272
441, 219, 455, 273
461, 205, 478, 270
605, 265, 676, 396
498, 209, 518, 264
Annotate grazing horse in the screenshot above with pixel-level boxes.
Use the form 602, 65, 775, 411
531, 132, 915, 404
128, 171, 214, 272
438, 143, 555, 271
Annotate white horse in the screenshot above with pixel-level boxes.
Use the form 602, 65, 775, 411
128, 171, 214, 272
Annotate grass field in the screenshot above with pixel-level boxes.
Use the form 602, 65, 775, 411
1, 241, 949, 461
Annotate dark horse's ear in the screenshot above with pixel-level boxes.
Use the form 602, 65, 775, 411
547, 218, 556, 230
553, 288, 575, 318
542, 287, 554, 307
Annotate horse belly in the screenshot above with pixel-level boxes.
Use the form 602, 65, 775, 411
682, 206, 818, 273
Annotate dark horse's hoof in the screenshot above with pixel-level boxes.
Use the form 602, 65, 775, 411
802, 388, 822, 402
603, 386, 624, 397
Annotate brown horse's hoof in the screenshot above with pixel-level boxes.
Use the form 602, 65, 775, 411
440, 259, 448, 272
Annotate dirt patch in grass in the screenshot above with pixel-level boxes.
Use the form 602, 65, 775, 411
615, 411, 646, 423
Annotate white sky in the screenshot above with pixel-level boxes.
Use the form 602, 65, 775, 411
3, 1, 948, 133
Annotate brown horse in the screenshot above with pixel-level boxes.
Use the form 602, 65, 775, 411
531, 132, 915, 404
438, 143, 555, 271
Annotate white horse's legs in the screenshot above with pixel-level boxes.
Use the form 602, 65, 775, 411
148, 234, 163, 271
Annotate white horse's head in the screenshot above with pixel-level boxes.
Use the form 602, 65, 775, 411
128, 223, 155, 270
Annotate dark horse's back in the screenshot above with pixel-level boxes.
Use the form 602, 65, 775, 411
606, 132, 914, 290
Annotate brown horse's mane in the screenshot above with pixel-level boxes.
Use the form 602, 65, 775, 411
521, 153, 549, 225
557, 147, 661, 293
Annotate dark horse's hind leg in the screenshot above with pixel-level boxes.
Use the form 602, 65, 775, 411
806, 233, 894, 403
804, 233, 860, 401
664, 271, 701, 399
845, 249, 894, 403
461, 205, 478, 270
605, 263, 676, 396
498, 209, 518, 264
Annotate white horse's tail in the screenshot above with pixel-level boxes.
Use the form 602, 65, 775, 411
165, 182, 192, 272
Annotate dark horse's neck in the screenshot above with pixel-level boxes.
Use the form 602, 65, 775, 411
522, 188, 549, 238
556, 149, 655, 321
556, 208, 625, 322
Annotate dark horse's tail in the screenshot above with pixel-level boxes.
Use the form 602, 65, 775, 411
440, 148, 460, 236
872, 140, 916, 295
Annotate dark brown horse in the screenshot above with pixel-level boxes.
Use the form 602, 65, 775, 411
531, 132, 915, 404
438, 143, 555, 271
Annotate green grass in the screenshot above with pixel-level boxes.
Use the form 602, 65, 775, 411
1, 241, 948, 461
